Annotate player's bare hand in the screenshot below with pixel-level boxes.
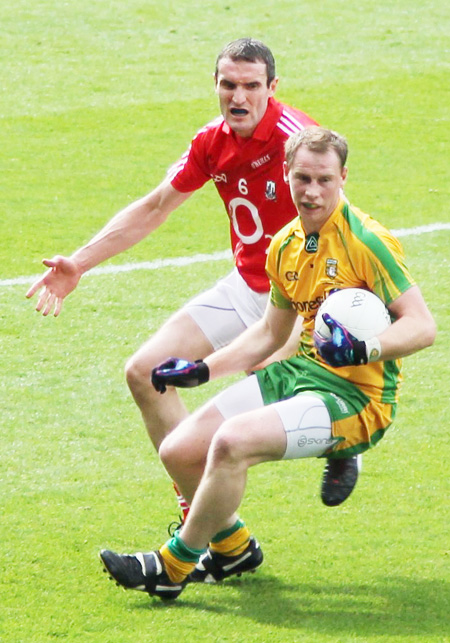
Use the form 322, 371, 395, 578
25, 256, 82, 317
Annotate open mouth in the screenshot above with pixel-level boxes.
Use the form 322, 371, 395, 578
230, 108, 249, 116
302, 203, 320, 210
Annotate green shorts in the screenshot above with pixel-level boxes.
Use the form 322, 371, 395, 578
255, 356, 396, 458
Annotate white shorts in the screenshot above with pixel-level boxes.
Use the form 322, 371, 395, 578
183, 269, 268, 350
212, 374, 336, 460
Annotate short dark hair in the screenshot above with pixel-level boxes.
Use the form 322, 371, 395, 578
215, 38, 276, 87
285, 126, 348, 169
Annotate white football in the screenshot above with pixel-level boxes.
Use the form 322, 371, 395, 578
314, 288, 391, 341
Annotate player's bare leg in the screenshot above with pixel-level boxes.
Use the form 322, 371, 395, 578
157, 398, 286, 547
158, 402, 227, 506
176, 405, 286, 549
99, 390, 333, 591
125, 310, 216, 523
125, 309, 214, 451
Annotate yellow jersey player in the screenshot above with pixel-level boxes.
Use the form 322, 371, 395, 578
100, 127, 435, 600
264, 195, 415, 455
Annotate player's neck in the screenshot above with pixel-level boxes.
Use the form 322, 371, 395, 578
232, 130, 254, 145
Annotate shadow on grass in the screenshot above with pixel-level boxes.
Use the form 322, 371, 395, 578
135, 574, 447, 637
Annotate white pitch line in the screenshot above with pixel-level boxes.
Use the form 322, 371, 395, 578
1, 250, 233, 287
391, 222, 450, 238
2, 222, 450, 288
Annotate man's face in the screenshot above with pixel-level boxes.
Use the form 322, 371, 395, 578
215, 57, 278, 138
284, 146, 348, 233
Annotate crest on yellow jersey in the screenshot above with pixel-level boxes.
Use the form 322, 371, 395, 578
326, 258, 338, 278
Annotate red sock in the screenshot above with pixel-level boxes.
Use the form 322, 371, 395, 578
173, 482, 190, 522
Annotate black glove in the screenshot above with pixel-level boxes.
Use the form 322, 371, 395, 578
313, 313, 367, 367
151, 358, 210, 393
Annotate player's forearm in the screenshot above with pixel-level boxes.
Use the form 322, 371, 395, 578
205, 338, 277, 380
69, 178, 193, 274
378, 313, 436, 361
205, 314, 292, 380
379, 286, 436, 361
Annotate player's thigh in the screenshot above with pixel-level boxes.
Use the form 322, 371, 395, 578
213, 376, 335, 460
208, 375, 286, 464
161, 397, 230, 469
222, 394, 335, 464
161, 375, 268, 465
184, 269, 267, 350
274, 394, 335, 459
127, 309, 215, 376
170, 375, 264, 450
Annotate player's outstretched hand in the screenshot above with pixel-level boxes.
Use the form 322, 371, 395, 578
151, 358, 210, 393
25, 255, 82, 317
314, 313, 367, 367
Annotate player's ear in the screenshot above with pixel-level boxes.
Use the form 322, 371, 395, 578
341, 166, 348, 185
269, 76, 279, 96
283, 161, 289, 183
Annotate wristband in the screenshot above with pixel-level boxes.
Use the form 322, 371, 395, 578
365, 337, 382, 362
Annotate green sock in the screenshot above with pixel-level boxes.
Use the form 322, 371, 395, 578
167, 530, 206, 562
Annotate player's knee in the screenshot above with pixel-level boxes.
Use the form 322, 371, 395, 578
159, 435, 180, 470
125, 352, 153, 392
209, 422, 246, 467
159, 425, 199, 471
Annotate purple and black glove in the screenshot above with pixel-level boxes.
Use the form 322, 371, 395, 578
151, 357, 210, 393
313, 313, 368, 367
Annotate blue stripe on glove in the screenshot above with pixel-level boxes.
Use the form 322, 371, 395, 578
151, 358, 210, 393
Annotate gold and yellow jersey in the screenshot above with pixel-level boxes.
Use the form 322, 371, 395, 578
265, 198, 416, 405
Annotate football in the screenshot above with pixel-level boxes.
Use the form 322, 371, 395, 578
314, 288, 391, 341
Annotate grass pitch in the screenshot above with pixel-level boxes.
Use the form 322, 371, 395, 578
1, 0, 449, 641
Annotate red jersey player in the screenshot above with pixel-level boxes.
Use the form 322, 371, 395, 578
168, 97, 315, 292
26, 39, 358, 534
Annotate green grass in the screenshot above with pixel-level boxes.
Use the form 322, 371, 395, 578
1, 0, 449, 641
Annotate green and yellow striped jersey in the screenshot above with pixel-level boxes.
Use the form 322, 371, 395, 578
266, 198, 416, 405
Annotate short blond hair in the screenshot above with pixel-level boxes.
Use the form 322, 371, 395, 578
285, 126, 348, 169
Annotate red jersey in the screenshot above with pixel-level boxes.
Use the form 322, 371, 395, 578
168, 98, 318, 292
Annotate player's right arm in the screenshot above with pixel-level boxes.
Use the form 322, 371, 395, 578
26, 179, 193, 316
205, 302, 297, 380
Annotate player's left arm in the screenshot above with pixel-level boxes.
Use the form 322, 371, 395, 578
378, 285, 436, 360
